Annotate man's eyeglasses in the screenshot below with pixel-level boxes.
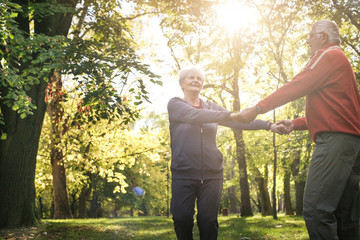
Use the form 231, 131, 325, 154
309, 32, 324, 38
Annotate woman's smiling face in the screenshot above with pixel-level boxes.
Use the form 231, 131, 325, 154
181, 71, 204, 95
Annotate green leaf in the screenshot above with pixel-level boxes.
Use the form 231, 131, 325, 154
1, 133, 7, 140
20, 113, 27, 119
12, 104, 19, 111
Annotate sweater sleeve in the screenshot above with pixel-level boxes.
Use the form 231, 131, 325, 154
208, 101, 271, 130
292, 117, 308, 130
167, 97, 231, 124
221, 119, 271, 130
257, 49, 336, 114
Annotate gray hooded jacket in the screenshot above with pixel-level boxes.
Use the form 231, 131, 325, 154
167, 97, 270, 180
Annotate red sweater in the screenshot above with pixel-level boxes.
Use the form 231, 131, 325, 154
257, 44, 360, 141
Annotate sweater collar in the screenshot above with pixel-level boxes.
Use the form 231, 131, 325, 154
311, 43, 340, 57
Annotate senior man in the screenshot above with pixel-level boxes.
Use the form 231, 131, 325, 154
237, 20, 360, 240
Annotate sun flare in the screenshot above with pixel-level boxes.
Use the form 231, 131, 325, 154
216, 0, 259, 32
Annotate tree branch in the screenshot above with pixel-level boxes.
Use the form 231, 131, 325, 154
121, 11, 161, 21
203, 82, 234, 96
332, 0, 360, 31
341, 37, 360, 57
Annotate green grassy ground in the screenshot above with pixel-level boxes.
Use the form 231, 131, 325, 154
0, 214, 309, 240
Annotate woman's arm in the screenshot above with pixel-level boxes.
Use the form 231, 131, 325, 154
167, 97, 231, 124
209, 101, 272, 130
221, 117, 272, 130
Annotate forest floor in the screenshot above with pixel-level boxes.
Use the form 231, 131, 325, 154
0, 214, 309, 240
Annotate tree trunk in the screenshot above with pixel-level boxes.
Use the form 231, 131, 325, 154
227, 186, 238, 214
224, 147, 238, 214
0, 81, 47, 228
283, 170, 294, 215
78, 170, 93, 218
0, 0, 40, 228
51, 147, 72, 219
295, 180, 305, 216
230, 66, 252, 217
47, 73, 72, 219
0, 0, 76, 228
78, 186, 90, 218
256, 176, 272, 216
272, 113, 278, 219
253, 165, 272, 216
0, 64, 48, 228
113, 201, 120, 217
70, 192, 78, 218
291, 150, 305, 216
233, 129, 253, 216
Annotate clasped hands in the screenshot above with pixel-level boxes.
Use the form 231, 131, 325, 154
230, 106, 294, 135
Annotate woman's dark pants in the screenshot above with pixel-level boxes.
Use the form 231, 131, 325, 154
171, 178, 223, 240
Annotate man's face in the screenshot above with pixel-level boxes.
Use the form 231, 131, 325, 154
306, 27, 327, 54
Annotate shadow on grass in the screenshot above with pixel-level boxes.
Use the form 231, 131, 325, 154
0, 215, 308, 240
36, 216, 177, 240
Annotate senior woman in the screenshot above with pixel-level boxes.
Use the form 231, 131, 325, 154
167, 66, 277, 240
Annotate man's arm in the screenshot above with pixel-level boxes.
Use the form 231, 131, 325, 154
236, 50, 336, 123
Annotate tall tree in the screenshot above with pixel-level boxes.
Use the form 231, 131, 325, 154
45, 72, 73, 219
0, 0, 76, 227
250, 0, 308, 218
0, 0, 158, 227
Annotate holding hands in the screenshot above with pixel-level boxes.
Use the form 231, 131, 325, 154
270, 120, 294, 135
230, 110, 294, 135
275, 119, 294, 134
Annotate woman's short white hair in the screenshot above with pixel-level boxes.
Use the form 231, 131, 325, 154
178, 66, 205, 86
313, 20, 341, 44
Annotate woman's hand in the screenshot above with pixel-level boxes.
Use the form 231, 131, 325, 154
272, 120, 294, 134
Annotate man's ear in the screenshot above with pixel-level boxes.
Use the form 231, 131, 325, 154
322, 33, 329, 44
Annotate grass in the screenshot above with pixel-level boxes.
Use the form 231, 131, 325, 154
0, 214, 309, 240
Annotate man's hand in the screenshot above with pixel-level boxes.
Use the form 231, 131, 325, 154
236, 106, 259, 123
270, 123, 285, 134
276, 119, 294, 134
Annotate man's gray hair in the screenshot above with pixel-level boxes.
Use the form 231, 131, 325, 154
178, 66, 205, 86
313, 20, 341, 44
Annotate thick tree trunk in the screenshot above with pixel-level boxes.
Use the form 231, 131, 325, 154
0, 0, 76, 228
283, 170, 294, 215
0, 77, 47, 228
0, 0, 41, 228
